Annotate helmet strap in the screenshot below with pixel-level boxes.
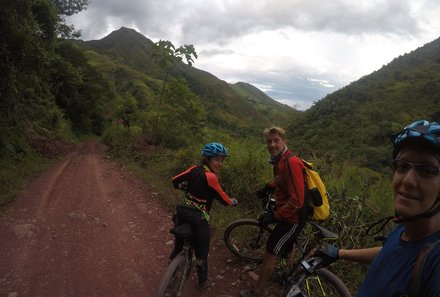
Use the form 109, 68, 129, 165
394, 196, 440, 223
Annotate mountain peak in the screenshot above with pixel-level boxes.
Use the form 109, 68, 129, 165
232, 82, 290, 109
86, 27, 154, 52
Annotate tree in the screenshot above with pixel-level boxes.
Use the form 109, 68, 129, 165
149, 40, 198, 144
52, 41, 111, 134
0, 0, 59, 155
116, 95, 139, 132
151, 40, 198, 100
53, 0, 90, 38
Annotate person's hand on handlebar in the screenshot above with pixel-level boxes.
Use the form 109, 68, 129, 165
258, 211, 276, 226
313, 243, 340, 267
256, 184, 275, 199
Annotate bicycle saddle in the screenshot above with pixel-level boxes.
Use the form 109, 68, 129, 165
170, 223, 193, 239
309, 222, 338, 240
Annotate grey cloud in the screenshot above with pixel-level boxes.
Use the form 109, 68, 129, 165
199, 49, 236, 57
71, 0, 423, 44
178, 0, 422, 44
70, 0, 183, 40
225, 68, 341, 109
290, 0, 420, 36
66, 0, 436, 111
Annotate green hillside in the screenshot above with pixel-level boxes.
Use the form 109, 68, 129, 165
3, 2, 440, 292
230, 82, 299, 124
288, 37, 440, 170
77, 27, 295, 136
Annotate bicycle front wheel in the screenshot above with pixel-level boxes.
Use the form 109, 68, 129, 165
224, 219, 272, 263
283, 268, 351, 297
156, 253, 191, 297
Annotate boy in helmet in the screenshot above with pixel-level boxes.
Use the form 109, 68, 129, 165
170, 142, 238, 289
322, 120, 440, 296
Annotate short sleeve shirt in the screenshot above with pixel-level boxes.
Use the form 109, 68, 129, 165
356, 225, 440, 297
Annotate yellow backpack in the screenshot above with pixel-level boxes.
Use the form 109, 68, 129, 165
285, 154, 330, 221
301, 159, 330, 221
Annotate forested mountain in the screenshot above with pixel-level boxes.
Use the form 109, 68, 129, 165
1, 0, 439, 178
1, 0, 111, 158
288, 37, 440, 170
230, 82, 299, 124
76, 27, 295, 137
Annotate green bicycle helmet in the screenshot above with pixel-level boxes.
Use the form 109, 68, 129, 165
201, 142, 229, 157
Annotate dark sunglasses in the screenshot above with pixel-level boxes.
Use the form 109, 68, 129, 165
392, 159, 440, 177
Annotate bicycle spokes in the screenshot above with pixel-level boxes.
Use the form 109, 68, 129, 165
305, 275, 338, 296
249, 231, 265, 249
162, 258, 190, 297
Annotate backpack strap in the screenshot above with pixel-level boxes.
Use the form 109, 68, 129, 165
406, 240, 440, 297
281, 152, 302, 199
282, 152, 308, 222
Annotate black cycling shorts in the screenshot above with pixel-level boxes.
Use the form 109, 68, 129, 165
266, 220, 304, 257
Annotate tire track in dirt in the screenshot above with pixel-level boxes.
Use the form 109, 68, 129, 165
0, 141, 174, 297
36, 151, 78, 217
0, 141, 254, 297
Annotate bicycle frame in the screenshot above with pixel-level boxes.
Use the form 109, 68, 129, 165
224, 193, 350, 296
261, 193, 338, 258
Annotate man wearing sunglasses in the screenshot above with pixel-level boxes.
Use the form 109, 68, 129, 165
323, 120, 440, 297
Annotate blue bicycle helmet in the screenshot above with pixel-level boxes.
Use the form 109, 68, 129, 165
201, 142, 229, 157
390, 120, 440, 223
391, 120, 440, 158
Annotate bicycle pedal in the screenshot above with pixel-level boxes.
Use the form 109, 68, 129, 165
271, 267, 289, 283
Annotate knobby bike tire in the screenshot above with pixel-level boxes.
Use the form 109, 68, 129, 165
156, 253, 190, 297
282, 267, 351, 297
224, 219, 272, 263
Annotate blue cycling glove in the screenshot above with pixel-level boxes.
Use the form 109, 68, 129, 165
315, 243, 339, 267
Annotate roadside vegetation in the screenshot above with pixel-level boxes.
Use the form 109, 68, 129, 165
0, 151, 48, 207
102, 125, 395, 293
1, 0, 438, 294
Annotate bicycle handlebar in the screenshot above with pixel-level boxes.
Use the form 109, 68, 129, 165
300, 256, 323, 274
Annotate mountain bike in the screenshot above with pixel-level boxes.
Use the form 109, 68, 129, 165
156, 222, 193, 297
280, 247, 350, 297
224, 192, 351, 297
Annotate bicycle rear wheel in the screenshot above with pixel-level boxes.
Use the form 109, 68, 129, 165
156, 253, 191, 297
224, 219, 272, 263
283, 268, 351, 297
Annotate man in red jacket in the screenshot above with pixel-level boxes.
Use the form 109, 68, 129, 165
241, 127, 307, 297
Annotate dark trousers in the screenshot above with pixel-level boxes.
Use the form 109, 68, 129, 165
169, 206, 211, 284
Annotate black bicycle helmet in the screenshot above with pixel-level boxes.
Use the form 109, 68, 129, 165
390, 120, 440, 223
391, 120, 440, 158
201, 142, 229, 157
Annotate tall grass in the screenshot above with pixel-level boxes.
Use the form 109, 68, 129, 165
103, 124, 396, 294
0, 152, 48, 207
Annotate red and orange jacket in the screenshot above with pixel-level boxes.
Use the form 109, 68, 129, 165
172, 165, 234, 218
270, 150, 305, 224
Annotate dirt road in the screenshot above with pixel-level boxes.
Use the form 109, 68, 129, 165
0, 141, 249, 297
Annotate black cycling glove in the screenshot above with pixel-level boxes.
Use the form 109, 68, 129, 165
259, 211, 276, 226
256, 184, 275, 199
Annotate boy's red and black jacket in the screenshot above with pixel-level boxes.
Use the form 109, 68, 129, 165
172, 165, 234, 213
271, 149, 305, 224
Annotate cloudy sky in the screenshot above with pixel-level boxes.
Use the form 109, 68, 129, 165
67, 0, 440, 110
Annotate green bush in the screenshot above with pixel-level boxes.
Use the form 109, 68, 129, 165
0, 152, 48, 207
101, 126, 398, 294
